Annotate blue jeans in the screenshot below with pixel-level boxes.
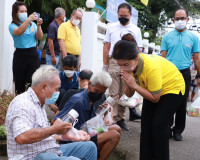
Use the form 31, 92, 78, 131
46, 54, 60, 70
34, 141, 97, 160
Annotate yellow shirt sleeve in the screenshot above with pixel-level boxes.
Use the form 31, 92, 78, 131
147, 66, 162, 94
57, 23, 66, 40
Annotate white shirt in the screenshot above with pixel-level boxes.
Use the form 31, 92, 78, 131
104, 21, 143, 56
6, 88, 61, 160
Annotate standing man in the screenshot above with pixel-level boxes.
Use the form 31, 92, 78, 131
46, 8, 66, 70
58, 9, 82, 70
103, 3, 143, 130
161, 8, 200, 141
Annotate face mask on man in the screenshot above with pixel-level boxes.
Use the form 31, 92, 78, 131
72, 19, 80, 26
19, 13, 28, 22
64, 17, 67, 22
119, 17, 129, 25
45, 91, 60, 105
88, 91, 103, 103
45, 85, 60, 105
64, 70, 75, 78
175, 20, 187, 30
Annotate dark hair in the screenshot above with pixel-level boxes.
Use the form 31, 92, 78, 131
148, 47, 153, 54
118, 3, 132, 13
79, 69, 93, 80
174, 8, 188, 17
121, 33, 137, 45
62, 55, 78, 68
112, 40, 139, 60
11, 1, 27, 26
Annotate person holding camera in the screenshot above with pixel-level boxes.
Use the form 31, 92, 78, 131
9, 1, 43, 95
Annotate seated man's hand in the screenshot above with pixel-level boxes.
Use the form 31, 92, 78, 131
53, 118, 72, 135
49, 104, 59, 113
61, 130, 90, 141
78, 130, 90, 141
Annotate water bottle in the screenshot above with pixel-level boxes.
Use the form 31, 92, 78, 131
95, 96, 115, 116
61, 109, 79, 124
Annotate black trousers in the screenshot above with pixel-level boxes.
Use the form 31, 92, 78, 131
140, 93, 183, 160
171, 68, 191, 134
13, 47, 40, 94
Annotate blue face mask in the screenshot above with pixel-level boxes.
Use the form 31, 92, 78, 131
45, 91, 60, 105
19, 13, 28, 22
45, 85, 60, 105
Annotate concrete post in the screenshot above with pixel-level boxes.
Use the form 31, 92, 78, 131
0, 0, 15, 92
81, 12, 99, 72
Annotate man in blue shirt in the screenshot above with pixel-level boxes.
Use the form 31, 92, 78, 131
58, 69, 93, 111
161, 8, 200, 141
55, 71, 121, 160
56, 55, 79, 106
46, 8, 66, 69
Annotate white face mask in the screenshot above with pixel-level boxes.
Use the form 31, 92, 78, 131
64, 17, 66, 22
72, 19, 80, 26
64, 70, 74, 78
175, 20, 187, 30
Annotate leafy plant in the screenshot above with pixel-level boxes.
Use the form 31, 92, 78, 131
0, 125, 6, 138
0, 91, 15, 125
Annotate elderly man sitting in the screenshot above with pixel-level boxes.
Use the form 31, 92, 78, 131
5, 65, 97, 160
54, 71, 121, 160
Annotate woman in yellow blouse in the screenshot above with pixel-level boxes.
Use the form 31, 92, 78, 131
112, 38, 185, 160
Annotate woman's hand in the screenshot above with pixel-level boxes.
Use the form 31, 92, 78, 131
37, 18, 43, 26
27, 12, 37, 22
121, 71, 138, 90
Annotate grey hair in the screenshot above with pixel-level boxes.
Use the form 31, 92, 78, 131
72, 8, 83, 16
32, 65, 59, 87
90, 71, 112, 88
55, 7, 65, 18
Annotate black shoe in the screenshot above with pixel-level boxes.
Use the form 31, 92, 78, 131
173, 132, 183, 141
129, 108, 141, 121
116, 119, 130, 131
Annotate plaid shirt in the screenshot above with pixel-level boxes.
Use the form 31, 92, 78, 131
6, 88, 61, 160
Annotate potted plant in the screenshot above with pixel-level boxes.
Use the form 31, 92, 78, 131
0, 125, 6, 139
0, 90, 15, 156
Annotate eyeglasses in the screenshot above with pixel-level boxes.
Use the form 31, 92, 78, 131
173, 17, 188, 21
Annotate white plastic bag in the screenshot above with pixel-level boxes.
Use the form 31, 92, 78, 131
81, 115, 108, 136
117, 92, 143, 108
187, 96, 200, 117
104, 111, 113, 126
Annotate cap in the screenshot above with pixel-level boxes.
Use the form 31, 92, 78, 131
106, 96, 115, 105
68, 109, 79, 119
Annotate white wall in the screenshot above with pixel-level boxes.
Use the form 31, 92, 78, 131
0, 0, 15, 92
81, 12, 107, 73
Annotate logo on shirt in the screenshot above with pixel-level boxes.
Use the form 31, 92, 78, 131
185, 44, 191, 48
31, 28, 35, 32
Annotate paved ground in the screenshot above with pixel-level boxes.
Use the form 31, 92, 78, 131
1, 102, 200, 160
108, 102, 200, 160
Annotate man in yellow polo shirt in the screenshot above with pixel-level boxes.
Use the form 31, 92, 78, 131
58, 9, 82, 70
